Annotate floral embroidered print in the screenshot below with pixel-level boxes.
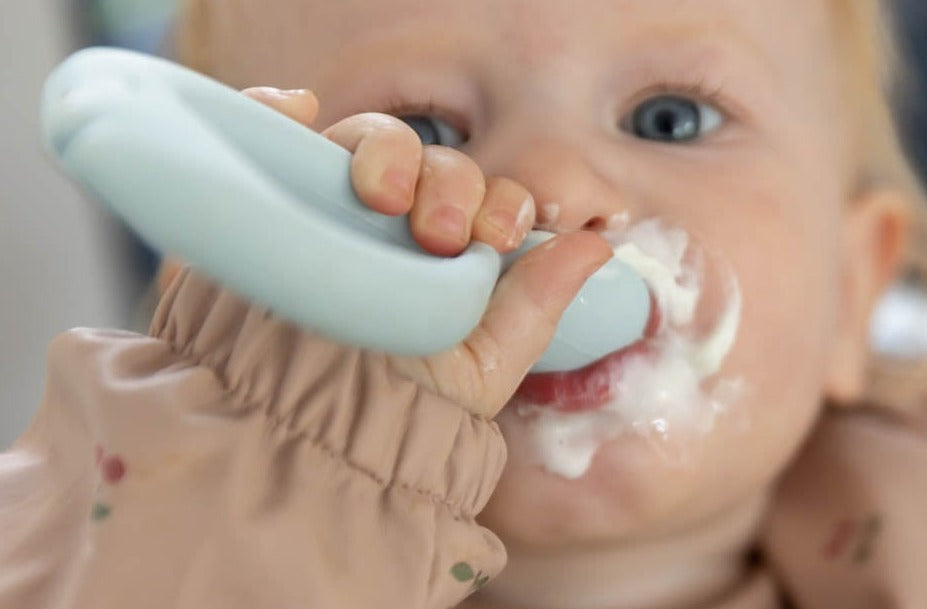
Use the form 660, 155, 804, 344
450, 562, 491, 591
821, 513, 883, 565
90, 445, 126, 521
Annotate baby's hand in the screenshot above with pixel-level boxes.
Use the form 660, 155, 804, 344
164, 87, 613, 418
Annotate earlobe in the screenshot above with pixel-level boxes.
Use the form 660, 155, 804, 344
825, 186, 912, 404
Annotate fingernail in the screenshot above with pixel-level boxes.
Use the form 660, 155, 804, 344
428, 206, 468, 241
485, 210, 517, 239
511, 196, 535, 246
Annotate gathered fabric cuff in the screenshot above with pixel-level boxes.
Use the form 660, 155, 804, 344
151, 268, 506, 519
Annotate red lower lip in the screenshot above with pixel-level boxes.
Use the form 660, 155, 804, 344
515, 342, 653, 412
515, 293, 660, 413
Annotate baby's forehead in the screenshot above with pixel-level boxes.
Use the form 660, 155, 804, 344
245, 0, 837, 60
206, 0, 845, 103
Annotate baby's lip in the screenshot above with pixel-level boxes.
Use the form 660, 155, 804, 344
514, 293, 661, 413
514, 341, 654, 412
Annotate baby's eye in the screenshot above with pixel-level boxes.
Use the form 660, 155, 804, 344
624, 95, 723, 143
398, 114, 467, 148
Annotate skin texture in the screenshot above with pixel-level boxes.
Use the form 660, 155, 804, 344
173, 1, 913, 607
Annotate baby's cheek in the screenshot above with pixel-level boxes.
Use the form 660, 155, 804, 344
723, 266, 834, 456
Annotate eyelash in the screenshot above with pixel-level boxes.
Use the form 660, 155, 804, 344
630, 78, 732, 117
382, 95, 437, 116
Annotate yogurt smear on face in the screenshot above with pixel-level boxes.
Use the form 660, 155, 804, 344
515, 220, 744, 479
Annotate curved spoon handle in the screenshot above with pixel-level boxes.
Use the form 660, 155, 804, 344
41, 48, 650, 371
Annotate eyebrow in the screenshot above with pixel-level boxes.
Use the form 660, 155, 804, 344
621, 17, 778, 77
602, 18, 789, 135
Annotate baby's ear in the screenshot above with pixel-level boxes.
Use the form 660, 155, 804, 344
825, 185, 912, 405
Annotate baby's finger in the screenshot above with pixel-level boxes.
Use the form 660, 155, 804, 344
467, 232, 612, 416
323, 113, 424, 216
471, 177, 535, 253
393, 231, 613, 418
408, 146, 486, 256
242, 87, 319, 127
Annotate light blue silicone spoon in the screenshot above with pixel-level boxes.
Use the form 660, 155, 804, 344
40, 48, 650, 372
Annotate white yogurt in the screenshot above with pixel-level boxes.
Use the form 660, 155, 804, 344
517, 219, 744, 479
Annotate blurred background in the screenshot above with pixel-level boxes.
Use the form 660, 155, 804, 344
0, 0, 176, 447
1, 0, 926, 447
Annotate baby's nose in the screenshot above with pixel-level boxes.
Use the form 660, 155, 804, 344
484, 138, 628, 234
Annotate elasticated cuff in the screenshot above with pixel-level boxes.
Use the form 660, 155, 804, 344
150, 268, 506, 518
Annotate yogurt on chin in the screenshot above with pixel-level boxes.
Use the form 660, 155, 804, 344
512, 219, 744, 480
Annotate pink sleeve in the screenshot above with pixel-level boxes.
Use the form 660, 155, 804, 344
0, 269, 507, 609
763, 410, 927, 608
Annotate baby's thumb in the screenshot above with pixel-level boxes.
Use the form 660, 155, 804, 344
466, 231, 613, 415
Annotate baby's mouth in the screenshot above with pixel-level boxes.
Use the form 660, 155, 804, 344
509, 217, 742, 420
503, 218, 744, 479
514, 294, 662, 412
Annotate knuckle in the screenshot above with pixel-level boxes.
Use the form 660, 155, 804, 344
460, 330, 503, 403
351, 125, 423, 168
327, 112, 416, 142
422, 146, 485, 192
356, 113, 420, 141
425, 145, 479, 170
484, 177, 532, 217
351, 111, 400, 128
487, 175, 526, 195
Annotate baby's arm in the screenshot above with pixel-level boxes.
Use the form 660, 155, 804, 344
1, 274, 504, 609
763, 410, 927, 608
0, 89, 611, 609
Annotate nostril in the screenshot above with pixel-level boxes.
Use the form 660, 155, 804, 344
582, 217, 608, 231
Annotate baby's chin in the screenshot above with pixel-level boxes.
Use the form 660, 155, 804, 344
479, 405, 736, 547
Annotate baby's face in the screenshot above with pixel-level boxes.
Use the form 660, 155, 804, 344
208, 0, 869, 543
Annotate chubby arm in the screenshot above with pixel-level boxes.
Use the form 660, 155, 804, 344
763, 410, 927, 609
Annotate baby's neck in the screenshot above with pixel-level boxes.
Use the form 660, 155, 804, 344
466, 493, 769, 609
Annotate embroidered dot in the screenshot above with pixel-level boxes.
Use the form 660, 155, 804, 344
450, 562, 475, 583
101, 455, 126, 484
853, 514, 883, 565
822, 519, 856, 560
91, 502, 111, 521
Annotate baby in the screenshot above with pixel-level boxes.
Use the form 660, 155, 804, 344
2, 0, 927, 608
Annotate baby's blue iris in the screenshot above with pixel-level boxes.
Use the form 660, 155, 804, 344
630, 95, 722, 143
